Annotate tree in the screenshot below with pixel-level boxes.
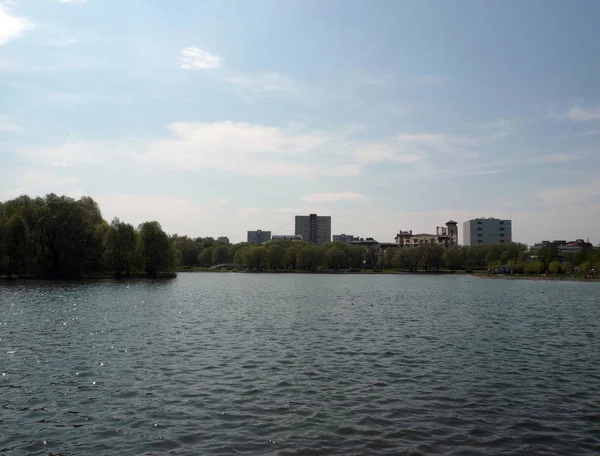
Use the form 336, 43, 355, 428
347, 246, 365, 269
443, 247, 463, 270
326, 246, 347, 269
198, 247, 214, 267
267, 244, 285, 270
421, 244, 444, 271
382, 247, 397, 269
138, 221, 175, 277
243, 245, 267, 269
548, 260, 561, 275
524, 260, 544, 275
31, 194, 107, 278
392, 248, 423, 272
212, 244, 230, 265
107, 217, 137, 276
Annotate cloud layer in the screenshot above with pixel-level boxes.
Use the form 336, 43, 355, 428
0, 5, 33, 46
180, 47, 221, 70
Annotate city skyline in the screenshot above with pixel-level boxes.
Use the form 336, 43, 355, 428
2, 1, 600, 246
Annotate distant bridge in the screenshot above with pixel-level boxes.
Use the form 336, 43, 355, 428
208, 263, 245, 270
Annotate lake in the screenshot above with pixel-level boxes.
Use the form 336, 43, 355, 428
1, 273, 600, 455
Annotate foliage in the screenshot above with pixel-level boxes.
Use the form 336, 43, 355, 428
0, 194, 175, 278
138, 221, 176, 278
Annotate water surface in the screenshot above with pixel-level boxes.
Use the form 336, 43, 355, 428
2, 273, 600, 455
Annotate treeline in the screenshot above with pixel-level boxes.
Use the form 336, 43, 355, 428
176, 239, 529, 272
3, 194, 598, 279
0, 194, 176, 279
177, 237, 599, 274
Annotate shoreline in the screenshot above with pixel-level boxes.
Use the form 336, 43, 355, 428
0, 269, 469, 281
471, 274, 599, 283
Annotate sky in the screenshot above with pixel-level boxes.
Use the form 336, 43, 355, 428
1, 0, 600, 245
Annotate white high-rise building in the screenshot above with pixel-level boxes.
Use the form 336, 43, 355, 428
463, 218, 512, 246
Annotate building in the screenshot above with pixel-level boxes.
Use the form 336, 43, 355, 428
271, 234, 302, 241
463, 218, 512, 246
394, 221, 459, 248
530, 239, 594, 257
247, 230, 271, 244
295, 214, 331, 246
333, 234, 357, 244
217, 236, 230, 244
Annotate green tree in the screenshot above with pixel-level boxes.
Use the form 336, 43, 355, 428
107, 217, 137, 276
198, 247, 214, 267
325, 246, 347, 269
443, 247, 463, 270
138, 221, 175, 277
212, 244, 230, 265
297, 245, 320, 270
267, 244, 285, 270
347, 246, 365, 269
382, 247, 397, 269
243, 245, 267, 269
421, 244, 444, 271
524, 260, 544, 275
548, 260, 561, 275
31, 194, 107, 278
392, 248, 423, 272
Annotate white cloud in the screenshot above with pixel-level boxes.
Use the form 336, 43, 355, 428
17, 121, 517, 179
45, 37, 77, 46
238, 207, 260, 217
551, 103, 600, 121
223, 72, 297, 92
0, 4, 33, 46
0, 115, 23, 132
51, 160, 73, 168
535, 178, 600, 209
180, 47, 221, 70
302, 192, 368, 204
558, 129, 600, 139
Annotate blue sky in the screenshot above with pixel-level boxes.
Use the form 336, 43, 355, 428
1, 0, 600, 244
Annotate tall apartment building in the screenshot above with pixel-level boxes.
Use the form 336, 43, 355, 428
295, 214, 331, 246
247, 230, 271, 244
463, 218, 512, 246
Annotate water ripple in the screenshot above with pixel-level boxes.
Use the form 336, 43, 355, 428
1, 274, 600, 455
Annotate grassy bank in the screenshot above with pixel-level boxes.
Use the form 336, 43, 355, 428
472, 273, 599, 282
0, 272, 177, 280
176, 268, 472, 275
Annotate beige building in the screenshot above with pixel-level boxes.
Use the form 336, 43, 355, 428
395, 221, 458, 248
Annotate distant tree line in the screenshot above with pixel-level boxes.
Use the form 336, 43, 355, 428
0, 194, 176, 279
2, 194, 599, 279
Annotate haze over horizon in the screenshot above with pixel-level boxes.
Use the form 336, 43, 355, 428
1, 0, 600, 245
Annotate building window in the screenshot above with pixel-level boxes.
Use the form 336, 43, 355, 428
500, 240, 505, 243
477, 221, 482, 225
477, 240, 482, 243
477, 227, 482, 231
500, 227, 505, 231
499, 221, 505, 225
500, 233, 505, 237
477, 234, 482, 237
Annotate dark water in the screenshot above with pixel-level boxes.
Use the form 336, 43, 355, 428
2, 273, 600, 455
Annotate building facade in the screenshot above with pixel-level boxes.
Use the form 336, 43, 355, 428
247, 230, 271, 244
463, 218, 512, 246
394, 221, 458, 248
217, 236, 230, 244
271, 234, 302, 241
530, 239, 593, 256
332, 234, 357, 244
295, 214, 331, 246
